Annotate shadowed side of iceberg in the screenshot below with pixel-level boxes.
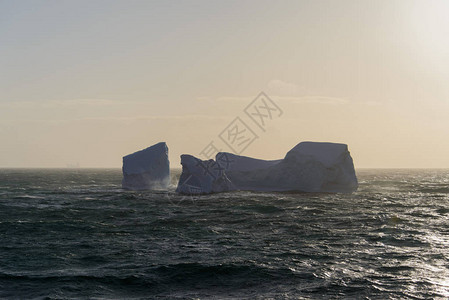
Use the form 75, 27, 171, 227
215, 152, 281, 172
174, 141, 358, 194
175, 155, 232, 194
122, 142, 170, 190
282, 142, 358, 192
213, 141, 358, 193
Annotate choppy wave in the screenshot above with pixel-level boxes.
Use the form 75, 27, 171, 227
0, 168, 448, 299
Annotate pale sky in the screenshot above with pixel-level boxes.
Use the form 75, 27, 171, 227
1, 0, 448, 168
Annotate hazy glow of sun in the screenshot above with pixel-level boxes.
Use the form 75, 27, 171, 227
1, 1, 449, 168
409, 0, 449, 63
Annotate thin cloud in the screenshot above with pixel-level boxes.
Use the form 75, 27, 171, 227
283, 96, 350, 105
197, 79, 349, 105
267, 79, 306, 96
0, 114, 228, 124
47, 99, 127, 107
0, 98, 140, 109
196, 95, 350, 105
196, 96, 253, 102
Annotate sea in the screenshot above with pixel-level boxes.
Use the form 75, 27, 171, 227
0, 168, 448, 299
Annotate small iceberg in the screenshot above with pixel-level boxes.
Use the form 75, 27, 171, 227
122, 142, 170, 190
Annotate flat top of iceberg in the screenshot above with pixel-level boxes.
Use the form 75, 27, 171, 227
286, 141, 349, 167
123, 142, 168, 174
215, 152, 281, 172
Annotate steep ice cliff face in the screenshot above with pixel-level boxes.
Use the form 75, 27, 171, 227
217, 142, 357, 193
122, 142, 170, 190
280, 142, 358, 193
176, 155, 232, 194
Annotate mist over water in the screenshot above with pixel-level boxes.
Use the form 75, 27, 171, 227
0, 168, 448, 299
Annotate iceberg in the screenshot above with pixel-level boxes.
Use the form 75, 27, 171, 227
122, 142, 170, 190
217, 142, 358, 193
176, 141, 357, 194
176, 155, 232, 194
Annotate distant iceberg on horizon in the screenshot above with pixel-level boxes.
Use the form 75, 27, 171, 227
122, 141, 358, 193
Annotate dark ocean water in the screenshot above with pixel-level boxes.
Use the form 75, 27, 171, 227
0, 168, 448, 299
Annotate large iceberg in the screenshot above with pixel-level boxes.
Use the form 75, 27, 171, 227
122, 142, 170, 190
176, 141, 358, 194
218, 142, 358, 193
